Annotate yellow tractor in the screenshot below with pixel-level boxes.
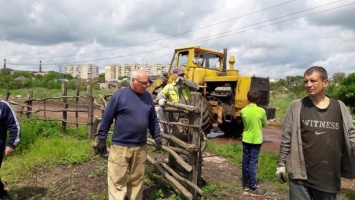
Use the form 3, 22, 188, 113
148, 46, 275, 136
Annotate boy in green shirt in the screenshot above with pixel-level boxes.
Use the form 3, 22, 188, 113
241, 89, 268, 196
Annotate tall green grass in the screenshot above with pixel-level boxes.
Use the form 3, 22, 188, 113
206, 141, 279, 181
1, 120, 92, 182
269, 91, 306, 118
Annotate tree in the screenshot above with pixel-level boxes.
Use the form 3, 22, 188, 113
97, 73, 105, 83
12, 71, 32, 79
332, 72, 346, 83
0, 68, 14, 89
334, 73, 355, 113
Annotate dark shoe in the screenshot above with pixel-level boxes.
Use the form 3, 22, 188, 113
249, 189, 266, 196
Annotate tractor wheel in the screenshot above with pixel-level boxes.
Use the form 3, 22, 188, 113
187, 93, 214, 152
201, 98, 215, 134
218, 117, 244, 139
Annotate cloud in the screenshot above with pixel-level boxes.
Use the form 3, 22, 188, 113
0, 0, 354, 78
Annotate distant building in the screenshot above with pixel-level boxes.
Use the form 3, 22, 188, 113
269, 78, 279, 83
104, 64, 169, 82
65, 64, 99, 80
33, 71, 49, 76
14, 76, 27, 82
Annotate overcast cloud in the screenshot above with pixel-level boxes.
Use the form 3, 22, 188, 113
0, 0, 355, 79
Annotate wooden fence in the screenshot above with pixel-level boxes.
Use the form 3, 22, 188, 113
5, 85, 205, 200
146, 92, 205, 200
5, 82, 100, 139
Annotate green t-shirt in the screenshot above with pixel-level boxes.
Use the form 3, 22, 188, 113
241, 103, 268, 144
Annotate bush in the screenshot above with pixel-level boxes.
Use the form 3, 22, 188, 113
334, 73, 355, 114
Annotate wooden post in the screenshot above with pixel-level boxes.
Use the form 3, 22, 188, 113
61, 82, 68, 134
87, 85, 94, 139
188, 92, 203, 200
27, 90, 33, 119
5, 84, 10, 101
75, 90, 80, 137
43, 92, 47, 121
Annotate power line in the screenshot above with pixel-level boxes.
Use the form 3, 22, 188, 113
6, 0, 354, 66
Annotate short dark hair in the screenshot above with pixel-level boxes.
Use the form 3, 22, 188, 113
304, 66, 328, 80
247, 89, 261, 103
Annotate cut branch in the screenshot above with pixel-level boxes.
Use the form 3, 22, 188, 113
147, 155, 193, 200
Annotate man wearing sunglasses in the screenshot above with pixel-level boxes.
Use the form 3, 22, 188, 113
96, 69, 162, 200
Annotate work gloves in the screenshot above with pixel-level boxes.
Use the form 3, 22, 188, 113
158, 99, 166, 106
96, 139, 107, 154
276, 167, 287, 184
155, 138, 162, 150
175, 77, 185, 84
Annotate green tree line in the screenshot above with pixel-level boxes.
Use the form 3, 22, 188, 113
270, 72, 355, 114
0, 68, 104, 90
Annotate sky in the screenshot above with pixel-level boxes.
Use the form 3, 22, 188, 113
0, 0, 355, 79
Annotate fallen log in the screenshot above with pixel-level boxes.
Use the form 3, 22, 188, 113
161, 162, 204, 196
147, 139, 192, 172
167, 146, 190, 156
160, 132, 198, 152
147, 155, 193, 200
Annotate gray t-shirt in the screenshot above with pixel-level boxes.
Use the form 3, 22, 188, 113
300, 96, 344, 193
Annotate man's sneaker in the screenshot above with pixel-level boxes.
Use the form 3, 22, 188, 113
249, 189, 266, 196
243, 187, 250, 191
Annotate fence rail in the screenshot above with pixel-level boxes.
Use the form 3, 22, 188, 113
5, 83, 100, 139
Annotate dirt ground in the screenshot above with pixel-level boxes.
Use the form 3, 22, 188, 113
5, 101, 355, 199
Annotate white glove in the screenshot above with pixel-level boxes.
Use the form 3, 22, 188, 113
276, 167, 287, 184
175, 77, 184, 84
158, 99, 166, 106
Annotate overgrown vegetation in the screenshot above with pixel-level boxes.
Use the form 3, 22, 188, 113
270, 72, 355, 118
0, 68, 132, 91
2, 121, 92, 183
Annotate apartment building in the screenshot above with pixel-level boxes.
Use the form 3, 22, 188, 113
65, 64, 99, 80
105, 64, 169, 82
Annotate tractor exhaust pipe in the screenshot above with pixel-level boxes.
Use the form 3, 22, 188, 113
223, 48, 227, 72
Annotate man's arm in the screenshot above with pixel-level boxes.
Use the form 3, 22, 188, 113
277, 104, 294, 167
97, 95, 118, 140
338, 101, 355, 153
156, 85, 170, 101
261, 110, 268, 128
148, 100, 161, 140
183, 79, 199, 91
3, 102, 20, 150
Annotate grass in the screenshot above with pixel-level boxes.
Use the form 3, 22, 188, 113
1, 120, 93, 184
205, 141, 282, 183
269, 91, 296, 118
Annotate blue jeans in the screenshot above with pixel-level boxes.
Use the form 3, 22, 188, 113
242, 142, 261, 190
289, 179, 336, 200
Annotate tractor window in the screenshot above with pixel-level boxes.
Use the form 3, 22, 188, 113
194, 53, 221, 69
178, 51, 189, 67
171, 51, 189, 69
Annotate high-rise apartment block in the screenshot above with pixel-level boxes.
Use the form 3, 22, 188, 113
105, 64, 169, 81
65, 64, 99, 80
